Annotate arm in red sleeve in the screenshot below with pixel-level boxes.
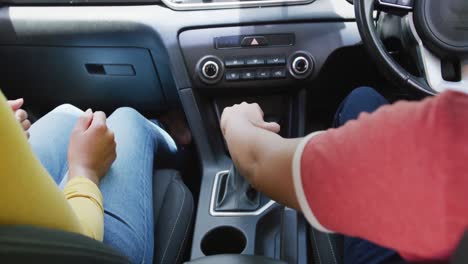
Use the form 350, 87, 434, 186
293, 91, 468, 261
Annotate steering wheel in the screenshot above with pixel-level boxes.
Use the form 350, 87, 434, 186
355, 0, 468, 95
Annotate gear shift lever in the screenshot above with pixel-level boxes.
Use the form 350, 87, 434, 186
214, 165, 261, 212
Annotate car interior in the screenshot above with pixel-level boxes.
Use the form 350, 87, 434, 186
0, 0, 467, 263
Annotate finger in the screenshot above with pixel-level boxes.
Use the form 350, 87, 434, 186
73, 109, 93, 132
15, 109, 28, 122
90, 111, 107, 130
252, 103, 264, 117
108, 131, 115, 141
21, 119, 31, 131
8, 98, 24, 111
256, 122, 281, 134
220, 108, 229, 132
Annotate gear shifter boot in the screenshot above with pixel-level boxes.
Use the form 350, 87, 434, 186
215, 166, 263, 212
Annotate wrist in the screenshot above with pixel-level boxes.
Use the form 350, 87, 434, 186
68, 166, 100, 185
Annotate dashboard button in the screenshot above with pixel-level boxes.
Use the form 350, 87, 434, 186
225, 71, 240, 81
241, 70, 255, 80
272, 68, 286, 79
256, 69, 271, 79
246, 57, 265, 66
267, 56, 286, 65
225, 58, 245, 67
241, 36, 268, 47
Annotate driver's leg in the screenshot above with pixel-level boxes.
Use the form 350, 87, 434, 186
334, 87, 403, 264
333, 86, 389, 127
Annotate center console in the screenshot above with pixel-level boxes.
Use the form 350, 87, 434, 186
178, 21, 361, 263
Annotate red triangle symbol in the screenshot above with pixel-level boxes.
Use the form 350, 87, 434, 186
251, 38, 259, 45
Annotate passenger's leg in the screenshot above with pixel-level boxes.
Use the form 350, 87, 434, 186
334, 87, 403, 264
100, 107, 177, 264
29, 104, 82, 187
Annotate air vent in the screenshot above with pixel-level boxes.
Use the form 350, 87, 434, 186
162, 0, 315, 11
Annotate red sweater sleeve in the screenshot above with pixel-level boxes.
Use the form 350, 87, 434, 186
296, 91, 468, 261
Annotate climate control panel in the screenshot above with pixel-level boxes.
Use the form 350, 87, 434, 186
196, 52, 314, 86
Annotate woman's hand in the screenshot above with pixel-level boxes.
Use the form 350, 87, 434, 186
68, 110, 117, 185
7, 98, 31, 139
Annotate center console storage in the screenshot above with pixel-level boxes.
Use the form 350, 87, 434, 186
200, 226, 246, 256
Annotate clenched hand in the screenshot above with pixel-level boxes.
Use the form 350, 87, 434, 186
7, 98, 31, 139
68, 110, 117, 185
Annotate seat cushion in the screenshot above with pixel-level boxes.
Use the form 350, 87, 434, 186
153, 169, 194, 264
0, 226, 128, 264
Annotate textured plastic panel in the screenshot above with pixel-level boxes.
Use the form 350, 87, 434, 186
0, 46, 166, 111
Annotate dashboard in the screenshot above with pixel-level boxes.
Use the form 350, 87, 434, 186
0, 0, 356, 96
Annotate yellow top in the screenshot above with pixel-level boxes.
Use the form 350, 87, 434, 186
0, 91, 104, 241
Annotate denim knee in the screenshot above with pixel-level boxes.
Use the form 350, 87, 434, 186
346, 87, 381, 103
110, 107, 146, 124
50, 104, 83, 116
111, 107, 140, 118
335, 87, 388, 127
108, 107, 153, 136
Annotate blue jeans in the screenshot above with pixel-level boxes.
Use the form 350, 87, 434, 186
334, 87, 403, 264
29, 105, 178, 264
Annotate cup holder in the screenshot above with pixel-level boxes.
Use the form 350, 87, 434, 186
201, 226, 247, 256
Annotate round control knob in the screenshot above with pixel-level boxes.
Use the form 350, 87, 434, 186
292, 56, 309, 75
289, 52, 314, 80
196, 56, 224, 84
202, 61, 220, 80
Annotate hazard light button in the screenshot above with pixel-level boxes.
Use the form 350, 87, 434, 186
241, 36, 268, 47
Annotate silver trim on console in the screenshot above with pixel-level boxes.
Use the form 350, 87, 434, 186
292, 56, 309, 75
209, 170, 276, 217
162, 0, 315, 11
377, 0, 413, 10
201, 61, 220, 80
